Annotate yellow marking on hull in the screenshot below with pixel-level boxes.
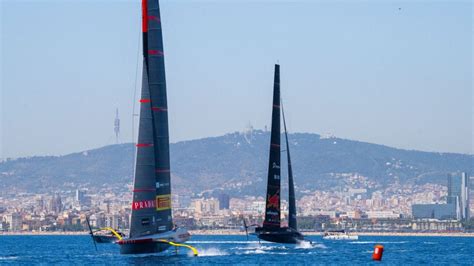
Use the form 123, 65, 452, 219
99, 227, 123, 240
157, 239, 198, 256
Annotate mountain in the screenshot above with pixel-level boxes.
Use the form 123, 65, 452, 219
0, 130, 472, 196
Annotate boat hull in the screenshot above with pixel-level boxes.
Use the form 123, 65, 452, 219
253, 227, 305, 244
93, 235, 118, 243
118, 227, 191, 254
120, 240, 171, 254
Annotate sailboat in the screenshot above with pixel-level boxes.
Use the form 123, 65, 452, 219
253, 64, 305, 244
117, 0, 196, 255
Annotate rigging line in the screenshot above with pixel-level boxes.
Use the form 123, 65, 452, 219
128, 3, 142, 238
131, 20, 141, 144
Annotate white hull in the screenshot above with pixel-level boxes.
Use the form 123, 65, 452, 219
323, 234, 358, 240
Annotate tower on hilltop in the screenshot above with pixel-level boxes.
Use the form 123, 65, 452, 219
114, 108, 120, 144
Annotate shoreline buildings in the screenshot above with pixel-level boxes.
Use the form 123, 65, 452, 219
412, 172, 470, 220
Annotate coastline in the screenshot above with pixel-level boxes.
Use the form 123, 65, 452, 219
189, 230, 474, 237
1, 230, 473, 237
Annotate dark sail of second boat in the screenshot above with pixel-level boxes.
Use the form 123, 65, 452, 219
254, 64, 305, 244
282, 101, 297, 231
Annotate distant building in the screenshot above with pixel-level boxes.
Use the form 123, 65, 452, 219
412, 203, 457, 220
36, 197, 45, 212
447, 172, 470, 220
177, 195, 192, 209
247, 200, 265, 214
366, 211, 400, 219
6, 213, 22, 231
105, 214, 121, 229
75, 190, 85, 203
50, 195, 63, 214
470, 175, 474, 218
193, 198, 219, 215
218, 194, 230, 210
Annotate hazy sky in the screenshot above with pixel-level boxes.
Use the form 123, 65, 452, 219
1, 0, 472, 158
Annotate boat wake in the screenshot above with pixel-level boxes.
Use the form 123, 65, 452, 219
296, 241, 312, 249
240, 248, 290, 255
296, 241, 327, 249
0, 256, 18, 261
187, 240, 260, 244
193, 247, 229, 257
350, 241, 408, 244
232, 241, 327, 255
234, 245, 288, 251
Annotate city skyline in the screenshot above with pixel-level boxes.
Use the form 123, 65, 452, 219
1, 173, 471, 233
2, 1, 472, 158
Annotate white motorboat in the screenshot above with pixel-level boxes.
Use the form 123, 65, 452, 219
322, 230, 359, 240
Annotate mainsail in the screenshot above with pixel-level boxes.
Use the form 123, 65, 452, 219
282, 101, 297, 230
129, 0, 172, 238
254, 64, 304, 244
263, 64, 281, 229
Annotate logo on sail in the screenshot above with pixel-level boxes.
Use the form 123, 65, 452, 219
156, 182, 170, 188
267, 191, 279, 209
156, 194, 171, 211
272, 162, 280, 169
132, 199, 156, 210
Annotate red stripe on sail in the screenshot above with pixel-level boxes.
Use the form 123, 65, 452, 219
148, 50, 164, 56
140, 99, 151, 103
136, 143, 153, 147
152, 107, 168, 112
141, 0, 148, 33
148, 15, 160, 23
133, 188, 155, 192
271, 143, 280, 148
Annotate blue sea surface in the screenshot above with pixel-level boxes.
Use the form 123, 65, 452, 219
1, 235, 473, 265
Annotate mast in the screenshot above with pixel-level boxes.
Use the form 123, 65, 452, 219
282, 101, 297, 230
129, 0, 172, 238
263, 64, 281, 229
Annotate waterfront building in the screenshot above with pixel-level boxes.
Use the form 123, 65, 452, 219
447, 172, 470, 220
412, 203, 457, 220
470, 175, 474, 218
193, 198, 220, 216
6, 213, 22, 231
366, 211, 400, 219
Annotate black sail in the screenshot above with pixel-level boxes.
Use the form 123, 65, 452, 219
282, 102, 297, 230
145, 0, 172, 232
130, 61, 158, 238
263, 64, 281, 229
129, 0, 172, 238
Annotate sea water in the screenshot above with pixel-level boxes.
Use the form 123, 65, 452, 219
1, 235, 473, 265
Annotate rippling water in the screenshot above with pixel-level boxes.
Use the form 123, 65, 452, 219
1, 235, 473, 264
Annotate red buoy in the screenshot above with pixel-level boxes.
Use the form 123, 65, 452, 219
372, 245, 384, 261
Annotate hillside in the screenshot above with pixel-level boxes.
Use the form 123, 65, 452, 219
0, 130, 472, 196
